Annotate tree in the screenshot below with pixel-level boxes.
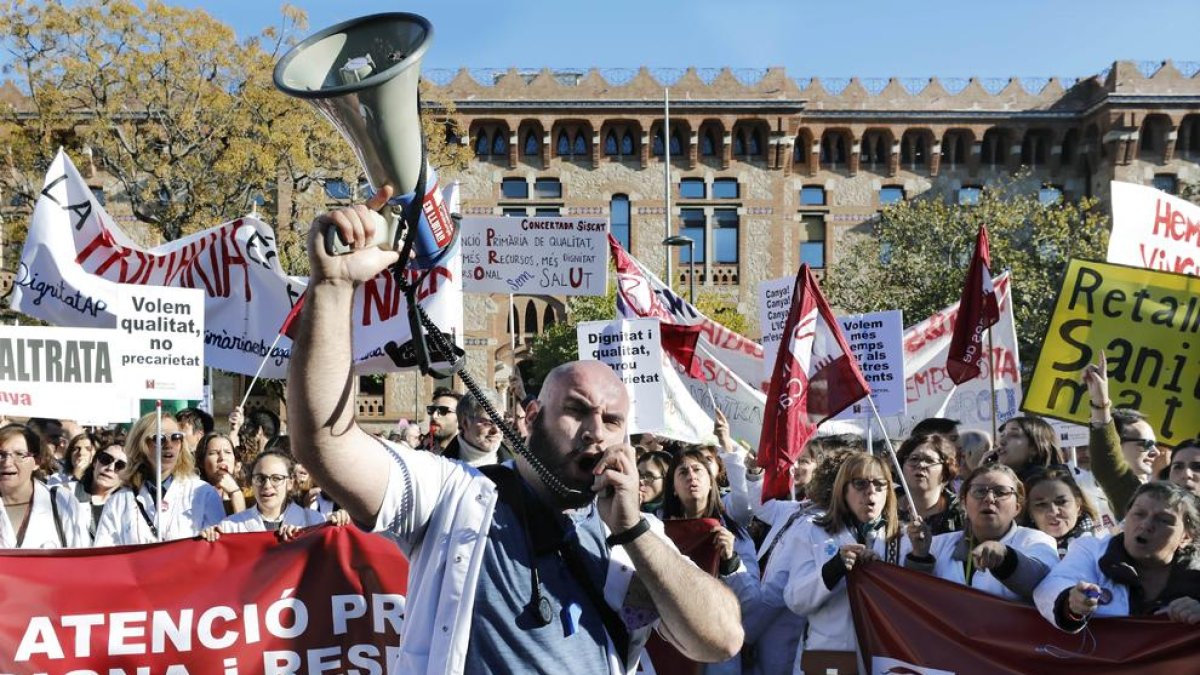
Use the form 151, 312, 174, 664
823, 178, 1109, 378
694, 290, 749, 337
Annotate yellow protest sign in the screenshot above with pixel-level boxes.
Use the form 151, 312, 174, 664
1024, 259, 1200, 446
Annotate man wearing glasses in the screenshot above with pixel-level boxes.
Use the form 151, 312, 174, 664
424, 387, 462, 455
288, 195, 742, 675
442, 389, 514, 468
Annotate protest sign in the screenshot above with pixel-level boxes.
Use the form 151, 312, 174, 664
114, 285, 205, 399
576, 318, 665, 433
758, 275, 795, 377
0, 526, 407, 672
1109, 181, 1200, 276
9, 149, 462, 378
612, 238, 766, 446
460, 216, 608, 295
0, 325, 131, 421
833, 310, 906, 419
1024, 259, 1200, 445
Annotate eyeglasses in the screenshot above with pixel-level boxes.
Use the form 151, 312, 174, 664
251, 474, 289, 487
146, 432, 185, 446
0, 450, 34, 462
967, 485, 1018, 500
426, 405, 455, 417
904, 456, 944, 469
638, 472, 663, 483
96, 451, 128, 472
1120, 438, 1157, 451
850, 478, 889, 493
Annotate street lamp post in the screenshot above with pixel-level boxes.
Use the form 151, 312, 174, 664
662, 235, 695, 305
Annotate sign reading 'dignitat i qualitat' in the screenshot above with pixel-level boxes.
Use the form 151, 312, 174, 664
576, 318, 665, 434
1024, 259, 1200, 446
459, 216, 609, 296
115, 285, 205, 399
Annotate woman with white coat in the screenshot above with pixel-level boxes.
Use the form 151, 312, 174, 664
905, 463, 1058, 602
1034, 481, 1200, 630
784, 453, 909, 673
0, 424, 60, 549
93, 412, 224, 546
202, 451, 340, 541
49, 443, 128, 547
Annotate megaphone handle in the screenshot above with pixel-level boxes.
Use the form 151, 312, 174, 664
323, 209, 396, 256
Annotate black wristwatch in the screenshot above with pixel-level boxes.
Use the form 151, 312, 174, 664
606, 518, 651, 547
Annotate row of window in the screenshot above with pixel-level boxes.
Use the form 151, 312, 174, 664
476, 125, 769, 161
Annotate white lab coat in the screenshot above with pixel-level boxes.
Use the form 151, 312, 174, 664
1034, 534, 1139, 631
93, 475, 224, 546
0, 481, 61, 549
919, 524, 1059, 602
219, 502, 326, 533
49, 480, 110, 548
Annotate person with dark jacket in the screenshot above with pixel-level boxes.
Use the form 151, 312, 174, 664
442, 388, 515, 467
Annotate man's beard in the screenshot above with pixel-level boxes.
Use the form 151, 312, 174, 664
526, 414, 593, 509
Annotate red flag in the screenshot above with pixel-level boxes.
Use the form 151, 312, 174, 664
758, 265, 870, 501
660, 323, 704, 378
849, 562, 1195, 674
280, 293, 306, 339
946, 225, 1000, 385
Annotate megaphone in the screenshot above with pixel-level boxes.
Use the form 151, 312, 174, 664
273, 12, 455, 269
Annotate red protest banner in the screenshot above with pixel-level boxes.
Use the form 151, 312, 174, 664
0, 525, 408, 673
849, 562, 1195, 674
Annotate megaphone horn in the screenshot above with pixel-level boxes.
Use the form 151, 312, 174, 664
273, 12, 455, 269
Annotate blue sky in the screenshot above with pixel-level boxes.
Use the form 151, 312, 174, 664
172, 0, 1200, 80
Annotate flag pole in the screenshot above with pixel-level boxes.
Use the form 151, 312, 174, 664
987, 325, 998, 444
663, 88, 673, 292
238, 331, 285, 412
865, 392, 919, 518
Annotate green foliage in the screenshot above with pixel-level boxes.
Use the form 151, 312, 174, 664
524, 283, 617, 390
694, 291, 749, 336
824, 178, 1110, 378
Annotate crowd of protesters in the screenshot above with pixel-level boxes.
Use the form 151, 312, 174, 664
2, 350, 1195, 673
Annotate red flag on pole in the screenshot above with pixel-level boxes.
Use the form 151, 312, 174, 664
758, 265, 870, 501
660, 323, 705, 378
946, 225, 1001, 385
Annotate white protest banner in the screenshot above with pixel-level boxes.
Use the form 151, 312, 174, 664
0, 325, 131, 421
658, 351, 716, 444
611, 239, 767, 446
1109, 181, 1199, 276
114, 285, 205, 399
834, 310, 906, 419
461, 216, 608, 295
889, 272, 1021, 438
576, 318, 665, 434
9, 149, 463, 378
758, 275, 795, 379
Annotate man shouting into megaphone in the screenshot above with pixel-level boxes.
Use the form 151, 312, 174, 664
287, 188, 743, 675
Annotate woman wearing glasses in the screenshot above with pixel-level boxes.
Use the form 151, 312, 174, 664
0, 424, 60, 548
93, 412, 225, 546
201, 451, 334, 541
637, 449, 671, 515
784, 454, 909, 670
906, 464, 1058, 602
1034, 481, 1200, 629
896, 433, 964, 535
1082, 353, 1161, 519
49, 443, 128, 547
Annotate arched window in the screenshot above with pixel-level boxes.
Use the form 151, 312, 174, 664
748, 129, 762, 156
523, 131, 539, 157
475, 131, 490, 157
573, 133, 587, 156
981, 129, 1010, 167
733, 133, 745, 156
1139, 115, 1171, 160
509, 303, 521, 345
653, 129, 665, 156
610, 194, 631, 251
1061, 129, 1079, 166
821, 131, 847, 167
492, 132, 508, 156
543, 305, 558, 330
901, 131, 929, 168
557, 130, 570, 156
621, 132, 635, 155
670, 131, 682, 155
605, 130, 619, 155
701, 131, 716, 156
523, 302, 539, 339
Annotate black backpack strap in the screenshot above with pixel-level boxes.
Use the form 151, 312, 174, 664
134, 494, 160, 540
477, 464, 632, 665
49, 486, 66, 548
